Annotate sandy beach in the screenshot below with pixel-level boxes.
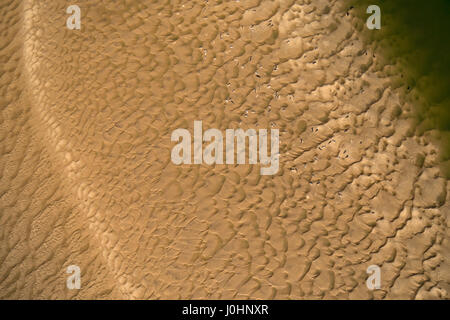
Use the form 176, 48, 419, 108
0, 0, 448, 299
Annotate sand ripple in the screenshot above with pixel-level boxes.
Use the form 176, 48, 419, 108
0, 0, 448, 299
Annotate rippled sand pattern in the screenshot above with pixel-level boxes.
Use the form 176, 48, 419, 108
0, 0, 448, 299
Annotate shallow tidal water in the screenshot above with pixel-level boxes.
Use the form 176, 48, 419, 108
349, 0, 450, 175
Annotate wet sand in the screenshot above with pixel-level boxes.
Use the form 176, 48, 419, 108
0, 0, 448, 299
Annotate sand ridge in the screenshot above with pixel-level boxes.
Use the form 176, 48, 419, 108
0, 0, 448, 299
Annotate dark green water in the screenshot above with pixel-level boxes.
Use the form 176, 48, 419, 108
347, 0, 450, 176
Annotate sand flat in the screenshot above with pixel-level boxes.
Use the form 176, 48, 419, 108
0, 0, 448, 299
